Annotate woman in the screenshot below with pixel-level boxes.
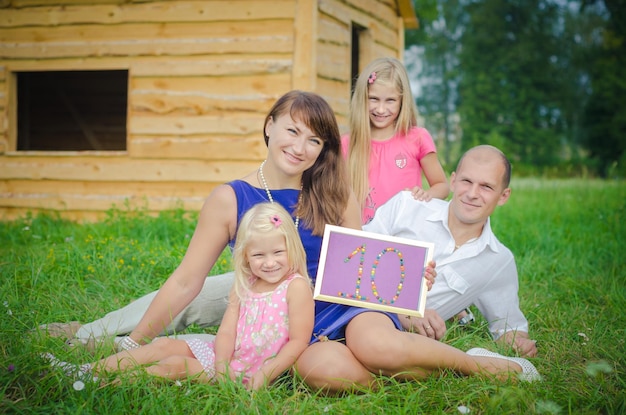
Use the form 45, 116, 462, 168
121, 90, 362, 347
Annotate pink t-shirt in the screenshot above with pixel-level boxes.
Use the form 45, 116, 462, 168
342, 126, 437, 224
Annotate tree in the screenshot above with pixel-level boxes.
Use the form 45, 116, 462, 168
406, 0, 466, 167
457, 0, 565, 167
407, 0, 623, 176
580, 0, 626, 177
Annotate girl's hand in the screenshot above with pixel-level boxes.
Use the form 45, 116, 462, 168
246, 372, 267, 391
408, 186, 433, 202
424, 260, 437, 291
214, 361, 234, 382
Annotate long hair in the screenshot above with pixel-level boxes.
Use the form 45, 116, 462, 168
232, 203, 309, 300
264, 90, 351, 235
347, 57, 419, 208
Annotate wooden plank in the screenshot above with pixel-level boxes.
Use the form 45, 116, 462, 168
320, 0, 401, 38
317, 42, 350, 83
5, 66, 15, 152
0, 178, 220, 212
128, 134, 267, 160
4, 58, 131, 72
129, 73, 291, 104
342, 0, 398, 30
357, 27, 375, 73
291, 0, 316, 90
397, 15, 405, 55
0, 178, 215, 197
0, 155, 259, 182
129, 114, 264, 136
0, 68, 6, 117
130, 92, 277, 117
316, 77, 350, 117
0, 19, 296, 59
397, 0, 419, 29
0, 190, 208, 212
0, 34, 294, 59
0, 1, 296, 27
319, 0, 398, 44
0, 20, 293, 43
372, 42, 397, 59
318, 13, 350, 45
130, 55, 293, 77
3, 55, 292, 76
7, 0, 124, 8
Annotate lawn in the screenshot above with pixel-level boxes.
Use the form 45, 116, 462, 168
1, 178, 624, 414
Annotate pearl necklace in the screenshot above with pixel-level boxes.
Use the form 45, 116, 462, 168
258, 160, 301, 228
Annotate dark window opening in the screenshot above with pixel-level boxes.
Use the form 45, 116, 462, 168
17, 70, 128, 151
351, 23, 366, 95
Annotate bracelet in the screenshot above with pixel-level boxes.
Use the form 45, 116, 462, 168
120, 336, 141, 351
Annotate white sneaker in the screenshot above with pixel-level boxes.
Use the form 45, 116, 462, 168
466, 347, 542, 382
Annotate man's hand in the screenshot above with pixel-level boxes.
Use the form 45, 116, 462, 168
497, 330, 538, 357
401, 309, 446, 340
424, 260, 437, 291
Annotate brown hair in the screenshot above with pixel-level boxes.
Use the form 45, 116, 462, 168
264, 91, 351, 235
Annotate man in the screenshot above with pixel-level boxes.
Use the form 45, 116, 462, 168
294, 144, 538, 392
44, 145, 536, 359
365, 144, 536, 357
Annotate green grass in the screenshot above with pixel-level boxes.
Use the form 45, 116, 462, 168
1, 179, 625, 414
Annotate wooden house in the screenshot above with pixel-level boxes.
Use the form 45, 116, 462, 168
0, 0, 418, 221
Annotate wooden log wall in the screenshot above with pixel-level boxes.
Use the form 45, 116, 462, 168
0, 0, 410, 221
317, 0, 406, 124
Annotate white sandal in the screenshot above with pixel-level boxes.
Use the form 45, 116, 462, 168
41, 352, 98, 382
466, 347, 542, 382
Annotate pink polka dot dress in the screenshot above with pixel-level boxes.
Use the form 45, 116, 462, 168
185, 274, 302, 380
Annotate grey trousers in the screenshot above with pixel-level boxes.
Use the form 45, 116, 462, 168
74, 272, 234, 345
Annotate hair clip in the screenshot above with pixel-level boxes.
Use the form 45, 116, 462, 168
368, 72, 377, 84
270, 215, 282, 227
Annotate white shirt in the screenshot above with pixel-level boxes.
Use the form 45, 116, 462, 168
364, 191, 529, 339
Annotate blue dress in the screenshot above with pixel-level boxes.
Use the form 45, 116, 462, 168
227, 180, 402, 343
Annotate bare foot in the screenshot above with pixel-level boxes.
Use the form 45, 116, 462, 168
38, 321, 82, 338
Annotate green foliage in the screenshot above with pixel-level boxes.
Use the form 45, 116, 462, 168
579, 0, 626, 176
408, 0, 626, 178
458, 0, 565, 166
2, 181, 625, 413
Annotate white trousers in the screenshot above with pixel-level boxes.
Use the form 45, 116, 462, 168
74, 272, 234, 344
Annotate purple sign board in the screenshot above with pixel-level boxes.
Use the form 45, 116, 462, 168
314, 225, 434, 317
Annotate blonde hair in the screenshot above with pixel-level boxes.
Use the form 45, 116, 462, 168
263, 90, 351, 235
232, 202, 309, 299
347, 57, 419, 208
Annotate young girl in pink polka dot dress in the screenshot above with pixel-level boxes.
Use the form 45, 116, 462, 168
44, 203, 314, 390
